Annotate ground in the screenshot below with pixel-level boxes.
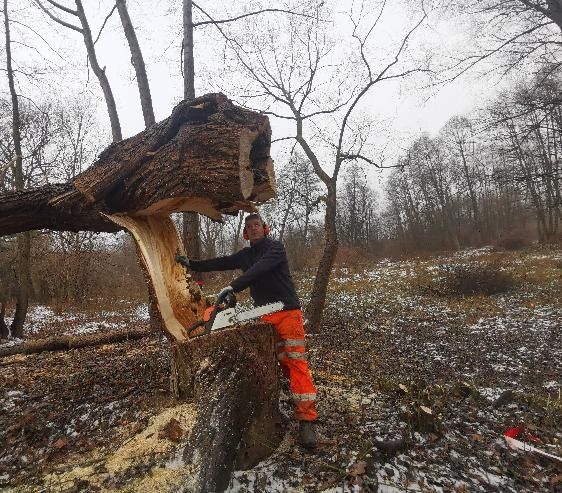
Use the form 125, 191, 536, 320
0, 246, 561, 492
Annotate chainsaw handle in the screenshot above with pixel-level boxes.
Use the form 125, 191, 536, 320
187, 291, 237, 338
206, 291, 236, 329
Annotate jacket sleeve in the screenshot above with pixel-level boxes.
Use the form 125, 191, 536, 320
189, 251, 244, 272
230, 241, 285, 292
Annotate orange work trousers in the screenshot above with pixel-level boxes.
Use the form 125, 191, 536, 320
262, 309, 318, 421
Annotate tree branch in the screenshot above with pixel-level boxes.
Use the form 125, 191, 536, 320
340, 152, 402, 169
334, 11, 427, 179
45, 0, 77, 16
191, 4, 322, 27
443, 21, 552, 83
94, 3, 118, 45
33, 0, 82, 33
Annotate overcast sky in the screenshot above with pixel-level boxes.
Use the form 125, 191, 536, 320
2, 0, 514, 189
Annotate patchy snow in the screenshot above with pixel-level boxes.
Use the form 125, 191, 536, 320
1, 246, 561, 491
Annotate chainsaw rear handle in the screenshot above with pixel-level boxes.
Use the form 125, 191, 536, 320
187, 290, 237, 337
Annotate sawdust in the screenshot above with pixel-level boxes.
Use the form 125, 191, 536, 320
41, 402, 198, 492
106, 402, 197, 473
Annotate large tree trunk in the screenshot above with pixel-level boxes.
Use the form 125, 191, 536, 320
173, 323, 283, 493
0, 95, 281, 485
306, 183, 338, 332
0, 94, 275, 237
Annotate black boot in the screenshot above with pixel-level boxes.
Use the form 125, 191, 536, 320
298, 420, 317, 448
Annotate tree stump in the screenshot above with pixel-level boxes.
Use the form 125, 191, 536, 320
172, 323, 283, 492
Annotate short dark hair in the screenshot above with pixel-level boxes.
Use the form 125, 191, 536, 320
244, 213, 263, 225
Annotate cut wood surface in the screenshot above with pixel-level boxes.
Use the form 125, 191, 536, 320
107, 214, 206, 341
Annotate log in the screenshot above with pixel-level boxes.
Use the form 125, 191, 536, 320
0, 93, 275, 237
173, 323, 283, 493
0, 184, 120, 236
0, 328, 151, 358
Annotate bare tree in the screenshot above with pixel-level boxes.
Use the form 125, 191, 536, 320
3, 0, 31, 338
440, 117, 485, 243
337, 163, 379, 250
198, 1, 427, 330
34, 0, 123, 142
180, 1, 319, 263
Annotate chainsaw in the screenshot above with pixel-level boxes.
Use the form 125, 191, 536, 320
186, 289, 284, 338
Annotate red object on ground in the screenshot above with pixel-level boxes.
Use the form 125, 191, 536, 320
504, 426, 541, 443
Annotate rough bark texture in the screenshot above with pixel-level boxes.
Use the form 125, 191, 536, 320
116, 0, 155, 128
173, 323, 283, 493
0, 184, 120, 236
0, 328, 151, 358
0, 94, 275, 238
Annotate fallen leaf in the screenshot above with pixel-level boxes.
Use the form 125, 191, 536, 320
53, 438, 68, 449
158, 418, 184, 442
470, 434, 483, 441
350, 460, 367, 476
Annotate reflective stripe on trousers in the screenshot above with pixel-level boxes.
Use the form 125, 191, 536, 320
262, 308, 318, 421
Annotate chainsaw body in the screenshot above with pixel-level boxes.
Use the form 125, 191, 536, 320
187, 291, 283, 338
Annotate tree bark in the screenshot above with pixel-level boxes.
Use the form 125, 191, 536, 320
4, 0, 30, 339
305, 182, 338, 332
0, 184, 120, 236
115, 0, 155, 128
0, 94, 275, 237
75, 0, 122, 142
173, 322, 283, 492
0, 327, 151, 357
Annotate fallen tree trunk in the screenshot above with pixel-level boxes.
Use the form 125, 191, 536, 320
0, 93, 275, 237
174, 323, 283, 493
0, 327, 151, 358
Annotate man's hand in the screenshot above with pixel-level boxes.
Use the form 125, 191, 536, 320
218, 285, 234, 299
175, 253, 190, 268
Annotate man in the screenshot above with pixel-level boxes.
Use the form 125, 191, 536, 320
175, 213, 318, 448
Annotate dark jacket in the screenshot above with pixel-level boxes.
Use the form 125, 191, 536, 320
189, 237, 300, 310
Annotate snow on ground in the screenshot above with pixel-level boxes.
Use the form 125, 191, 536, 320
0, 246, 560, 491
0, 300, 150, 345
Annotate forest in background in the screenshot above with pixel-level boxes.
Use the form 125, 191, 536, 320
0, 0, 561, 329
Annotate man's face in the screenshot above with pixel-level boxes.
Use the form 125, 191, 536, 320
245, 218, 265, 242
